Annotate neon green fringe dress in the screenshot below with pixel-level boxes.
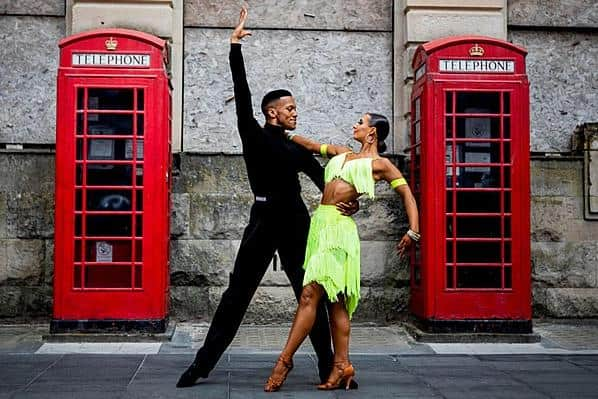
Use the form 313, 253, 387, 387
302, 152, 376, 319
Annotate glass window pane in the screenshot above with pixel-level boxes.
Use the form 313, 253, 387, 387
456, 241, 501, 263
504, 92, 510, 114
136, 114, 144, 136
88, 88, 134, 110
456, 192, 500, 213
135, 165, 144, 186
74, 240, 82, 262
504, 241, 512, 263
446, 242, 454, 263
137, 89, 144, 110
414, 98, 421, 121
457, 266, 502, 288
77, 88, 85, 110
85, 265, 132, 288
455, 216, 502, 238
135, 214, 143, 237
85, 165, 133, 187
458, 166, 502, 188
504, 117, 510, 139
86, 190, 132, 211
74, 265, 82, 288
504, 218, 512, 238
503, 141, 511, 164
446, 192, 453, 212
445, 117, 453, 138
85, 240, 132, 262
76, 113, 84, 135
456, 117, 501, 140
82, 138, 144, 161
504, 192, 511, 213
135, 240, 142, 262
75, 189, 82, 211
134, 265, 142, 288
75, 214, 82, 236
446, 217, 454, 237
85, 215, 132, 237
446, 91, 453, 114
87, 114, 134, 135
505, 266, 512, 288
456, 92, 500, 114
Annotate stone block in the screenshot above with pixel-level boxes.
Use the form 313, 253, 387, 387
176, 154, 250, 195
1, 0, 64, 16
509, 30, 598, 152
532, 241, 598, 288
544, 288, 598, 318
184, 29, 392, 153
353, 286, 409, 322
189, 193, 253, 240
1, 239, 44, 285
508, 0, 598, 28
405, 10, 506, 43
71, 3, 173, 37
406, 0, 504, 8
353, 196, 406, 240
170, 239, 236, 286
531, 196, 583, 242
184, 0, 392, 31
531, 285, 548, 316
0, 192, 6, 239
360, 240, 409, 286
5, 191, 54, 239
0, 17, 63, 144
402, 45, 418, 81
530, 159, 581, 197
42, 239, 54, 286
170, 193, 190, 237
0, 286, 52, 318
169, 286, 211, 321
0, 154, 55, 194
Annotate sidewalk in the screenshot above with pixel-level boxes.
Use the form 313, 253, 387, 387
1, 320, 598, 398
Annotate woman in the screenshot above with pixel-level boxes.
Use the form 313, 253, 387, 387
264, 113, 420, 392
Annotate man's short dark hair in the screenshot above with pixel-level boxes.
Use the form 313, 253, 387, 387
261, 89, 293, 117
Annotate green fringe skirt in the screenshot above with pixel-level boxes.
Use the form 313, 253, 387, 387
302, 204, 361, 319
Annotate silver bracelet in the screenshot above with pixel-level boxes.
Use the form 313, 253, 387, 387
287, 133, 296, 141
406, 229, 421, 242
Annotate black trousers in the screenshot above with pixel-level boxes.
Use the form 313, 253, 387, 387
193, 199, 334, 375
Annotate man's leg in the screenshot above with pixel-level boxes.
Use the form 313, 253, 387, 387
177, 209, 276, 387
277, 210, 334, 383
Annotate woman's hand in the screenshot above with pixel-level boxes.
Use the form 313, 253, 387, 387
336, 200, 359, 216
231, 5, 252, 43
397, 234, 413, 258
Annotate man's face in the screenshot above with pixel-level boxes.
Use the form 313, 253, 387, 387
271, 96, 297, 130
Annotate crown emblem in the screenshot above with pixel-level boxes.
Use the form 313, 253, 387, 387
105, 37, 118, 51
469, 43, 484, 57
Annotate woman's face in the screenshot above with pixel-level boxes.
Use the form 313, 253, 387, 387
352, 113, 375, 144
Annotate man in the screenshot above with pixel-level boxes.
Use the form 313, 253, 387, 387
177, 6, 357, 388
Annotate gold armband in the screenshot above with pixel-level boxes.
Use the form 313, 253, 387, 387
390, 178, 407, 189
320, 144, 328, 158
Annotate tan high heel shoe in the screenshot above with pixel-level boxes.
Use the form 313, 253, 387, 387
317, 362, 356, 390
264, 355, 294, 392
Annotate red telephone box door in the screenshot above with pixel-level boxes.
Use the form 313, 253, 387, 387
53, 30, 171, 332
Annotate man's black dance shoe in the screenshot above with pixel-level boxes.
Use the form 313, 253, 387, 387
176, 362, 209, 388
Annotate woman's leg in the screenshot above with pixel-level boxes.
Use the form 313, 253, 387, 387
317, 296, 355, 390
265, 282, 326, 391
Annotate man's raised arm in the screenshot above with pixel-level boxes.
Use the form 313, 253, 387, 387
229, 6, 256, 128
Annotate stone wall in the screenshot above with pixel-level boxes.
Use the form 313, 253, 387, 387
531, 158, 598, 317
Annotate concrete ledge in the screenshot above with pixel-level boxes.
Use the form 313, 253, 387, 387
44, 320, 176, 342
404, 321, 541, 343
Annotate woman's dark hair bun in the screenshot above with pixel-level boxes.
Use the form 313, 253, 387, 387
377, 141, 387, 153
368, 113, 389, 154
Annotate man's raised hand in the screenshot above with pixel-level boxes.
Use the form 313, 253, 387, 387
231, 5, 252, 43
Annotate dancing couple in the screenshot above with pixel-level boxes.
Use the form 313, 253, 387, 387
177, 5, 419, 392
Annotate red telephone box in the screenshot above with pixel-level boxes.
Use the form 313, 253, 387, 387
52, 29, 171, 332
409, 36, 531, 333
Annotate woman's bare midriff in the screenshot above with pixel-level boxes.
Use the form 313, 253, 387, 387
320, 179, 360, 205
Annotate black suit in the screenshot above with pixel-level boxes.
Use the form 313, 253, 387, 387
188, 43, 333, 379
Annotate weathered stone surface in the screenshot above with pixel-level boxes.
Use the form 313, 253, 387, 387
354, 196, 407, 240
176, 154, 250, 195
509, 30, 598, 152
5, 192, 54, 239
0, 154, 55, 193
189, 193, 253, 240
184, 29, 392, 153
530, 159, 581, 197
1, 239, 44, 285
0, 0, 64, 16
531, 196, 592, 242
353, 287, 409, 322
0, 286, 52, 318
171, 193, 190, 237
184, 0, 392, 31
508, 0, 598, 28
406, 10, 506, 42
0, 192, 6, 239
71, 3, 173, 37
532, 286, 548, 316
544, 288, 598, 318
41, 239, 53, 286
0, 17, 63, 144
532, 241, 598, 288
169, 286, 211, 321
360, 241, 409, 286
170, 239, 236, 286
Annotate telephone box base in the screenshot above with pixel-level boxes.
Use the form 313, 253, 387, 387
50, 318, 168, 334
